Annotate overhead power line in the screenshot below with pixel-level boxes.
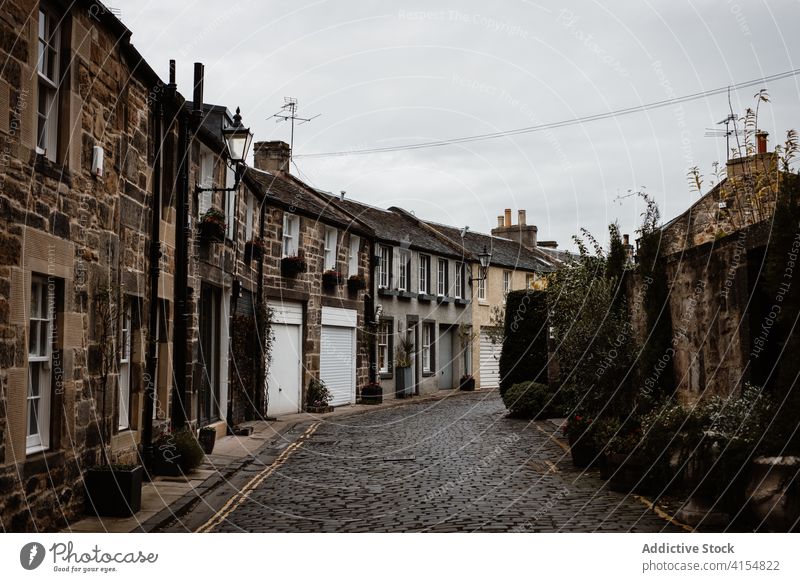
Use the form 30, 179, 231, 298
295, 68, 800, 159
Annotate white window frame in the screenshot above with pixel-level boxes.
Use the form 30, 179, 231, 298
282, 213, 298, 257
437, 259, 448, 296
422, 323, 433, 373
324, 227, 338, 271
36, 7, 60, 161
198, 150, 214, 217
419, 254, 430, 294
27, 276, 53, 454
478, 271, 487, 301
526, 273, 536, 289
378, 320, 390, 374
503, 270, 512, 296
455, 262, 464, 299
118, 299, 132, 430
224, 165, 236, 240
348, 235, 360, 276
398, 250, 411, 291
245, 192, 254, 241
379, 245, 391, 288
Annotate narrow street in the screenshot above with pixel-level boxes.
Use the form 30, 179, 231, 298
164, 392, 684, 532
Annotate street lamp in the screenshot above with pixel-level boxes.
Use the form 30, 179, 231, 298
470, 245, 492, 282
197, 106, 253, 195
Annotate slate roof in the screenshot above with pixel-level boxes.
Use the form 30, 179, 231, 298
244, 170, 371, 235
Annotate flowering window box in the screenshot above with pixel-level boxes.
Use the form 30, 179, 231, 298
347, 274, 367, 294
281, 255, 307, 277
245, 237, 267, 261
199, 208, 226, 243
322, 270, 344, 288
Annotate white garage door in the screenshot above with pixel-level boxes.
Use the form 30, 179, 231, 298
479, 329, 501, 388
266, 301, 303, 416
320, 307, 357, 407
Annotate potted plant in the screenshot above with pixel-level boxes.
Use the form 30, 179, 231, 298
563, 414, 601, 468
281, 255, 307, 277
306, 377, 333, 413
394, 336, 414, 398
198, 426, 217, 455
322, 269, 344, 289
245, 237, 267, 261
199, 207, 226, 243
151, 428, 206, 476
459, 374, 475, 391
360, 382, 383, 404
347, 273, 366, 294
84, 464, 143, 517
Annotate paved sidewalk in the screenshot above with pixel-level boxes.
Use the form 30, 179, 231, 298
65, 390, 473, 533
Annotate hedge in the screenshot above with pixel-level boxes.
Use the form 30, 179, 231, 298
499, 289, 549, 395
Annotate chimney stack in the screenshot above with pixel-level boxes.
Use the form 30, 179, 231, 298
253, 141, 291, 173
492, 208, 538, 249
756, 130, 768, 155
623, 234, 629, 245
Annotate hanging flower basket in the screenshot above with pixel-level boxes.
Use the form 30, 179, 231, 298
199, 207, 226, 243
322, 270, 344, 289
245, 237, 267, 261
347, 274, 366, 294
281, 255, 307, 277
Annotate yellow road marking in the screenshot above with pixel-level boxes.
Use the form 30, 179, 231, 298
535, 423, 570, 453
196, 422, 321, 533
634, 494, 695, 533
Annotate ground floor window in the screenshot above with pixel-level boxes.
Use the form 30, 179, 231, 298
422, 322, 434, 373
27, 276, 54, 454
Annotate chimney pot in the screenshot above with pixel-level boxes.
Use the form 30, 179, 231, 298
518, 209, 526, 226
497, 216, 504, 228
756, 131, 768, 155
504, 208, 512, 227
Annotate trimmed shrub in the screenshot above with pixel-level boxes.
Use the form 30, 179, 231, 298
502, 381, 560, 419
173, 430, 205, 472
499, 290, 549, 395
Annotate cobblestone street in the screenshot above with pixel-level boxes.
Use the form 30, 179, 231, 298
177, 392, 684, 532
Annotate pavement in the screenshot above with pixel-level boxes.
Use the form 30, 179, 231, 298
64, 391, 457, 533
155, 390, 686, 533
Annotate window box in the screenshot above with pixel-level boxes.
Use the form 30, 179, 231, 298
378, 288, 399, 297
436, 296, 453, 304
454, 298, 470, 306
322, 270, 344, 289
360, 382, 383, 405
199, 207, 226, 243
245, 237, 267, 261
84, 465, 143, 517
281, 255, 307, 277
397, 290, 416, 301
417, 293, 435, 302
347, 274, 366, 294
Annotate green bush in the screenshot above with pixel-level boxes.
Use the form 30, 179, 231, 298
502, 381, 561, 419
173, 430, 205, 472
499, 290, 549, 395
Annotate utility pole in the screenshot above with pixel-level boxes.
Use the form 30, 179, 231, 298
269, 97, 319, 166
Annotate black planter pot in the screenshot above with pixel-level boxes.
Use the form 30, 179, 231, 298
459, 377, 475, 391
198, 429, 216, 455
360, 384, 383, 404
151, 443, 183, 477
569, 433, 600, 468
84, 465, 143, 517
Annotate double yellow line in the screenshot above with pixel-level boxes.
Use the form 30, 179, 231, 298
196, 422, 321, 533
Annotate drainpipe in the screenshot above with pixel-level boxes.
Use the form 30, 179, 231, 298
367, 238, 377, 384
141, 91, 163, 469
255, 187, 266, 417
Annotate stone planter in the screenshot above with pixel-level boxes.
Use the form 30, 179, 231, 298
745, 456, 800, 532
395, 366, 412, 398
84, 465, 143, 517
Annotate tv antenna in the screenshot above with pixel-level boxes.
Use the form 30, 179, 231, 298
269, 97, 320, 157
705, 113, 743, 159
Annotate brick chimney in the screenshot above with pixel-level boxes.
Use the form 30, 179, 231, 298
726, 130, 776, 179
253, 140, 291, 173
491, 208, 538, 248
756, 130, 768, 154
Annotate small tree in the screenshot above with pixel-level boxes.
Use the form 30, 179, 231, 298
499, 290, 549, 395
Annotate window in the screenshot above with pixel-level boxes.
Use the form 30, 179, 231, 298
398, 250, 411, 291
377, 320, 392, 374
118, 299, 132, 430
503, 270, 512, 296
526, 273, 536, 289
198, 151, 214, 217
282, 214, 299, 257
378, 245, 392, 288
324, 227, 338, 271
437, 259, 448, 296
422, 323, 434, 373
225, 165, 236, 239
455, 262, 464, 299
27, 276, 53, 453
478, 272, 486, 301
36, 7, 61, 161
419, 254, 430, 294
348, 235, 360, 276
245, 193, 254, 241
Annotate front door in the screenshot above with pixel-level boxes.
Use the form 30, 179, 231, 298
199, 284, 222, 426
439, 327, 453, 389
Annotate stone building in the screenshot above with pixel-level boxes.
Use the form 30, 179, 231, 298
0, 0, 169, 530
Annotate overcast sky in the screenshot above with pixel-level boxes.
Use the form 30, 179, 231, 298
116, 0, 800, 249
